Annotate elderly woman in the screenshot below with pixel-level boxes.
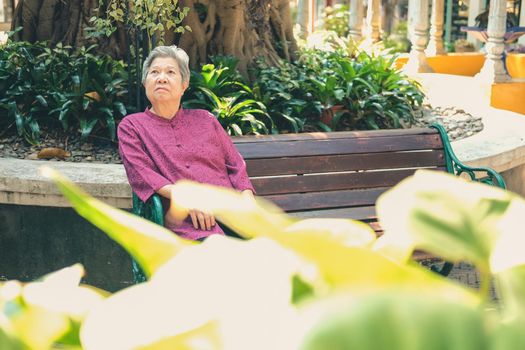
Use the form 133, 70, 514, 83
118, 45, 255, 241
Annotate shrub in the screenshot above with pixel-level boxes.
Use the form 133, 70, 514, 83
322, 4, 351, 38
0, 36, 129, 143
254, 47, 424, 132
251, 59, 311, 133
184, 56, 274, 135
382, 21, 411, 54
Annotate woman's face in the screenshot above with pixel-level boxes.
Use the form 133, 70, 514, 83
144, 56, 188, 107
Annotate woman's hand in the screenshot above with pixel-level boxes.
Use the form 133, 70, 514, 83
189, 209, 216, 230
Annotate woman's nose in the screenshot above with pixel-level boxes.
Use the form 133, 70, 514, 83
156, 73, 168, 83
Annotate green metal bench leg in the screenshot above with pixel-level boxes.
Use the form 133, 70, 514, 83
131, 193, 165, 283
430, 261, 454, 276
132, 259, 147, 283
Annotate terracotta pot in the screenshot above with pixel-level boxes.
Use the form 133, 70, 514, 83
320, 105, 346, 127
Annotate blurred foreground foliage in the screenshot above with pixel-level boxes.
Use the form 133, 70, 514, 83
2, 167, 524, 350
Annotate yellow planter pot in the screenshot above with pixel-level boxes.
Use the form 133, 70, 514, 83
427, 53, 485, 76
506, 53, 525, 79
394, 53, 485, 76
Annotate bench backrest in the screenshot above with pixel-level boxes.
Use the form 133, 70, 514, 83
233, 127, 447, 234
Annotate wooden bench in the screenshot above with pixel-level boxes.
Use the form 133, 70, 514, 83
132, 123, 506, 280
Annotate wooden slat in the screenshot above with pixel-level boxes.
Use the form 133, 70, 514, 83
252, 168, 428, 195
246, 150, 445, 176
236, 134, 443, 159
264, 187, 389, 211
368, 221, 383, 235
289, 206, 377, 222
233, 127, 439, 143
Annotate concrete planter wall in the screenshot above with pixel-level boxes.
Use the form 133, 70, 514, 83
0, 203, 133, 292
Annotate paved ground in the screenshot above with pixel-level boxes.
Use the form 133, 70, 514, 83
447, 261, 499, 301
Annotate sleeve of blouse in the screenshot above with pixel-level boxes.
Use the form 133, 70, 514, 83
211, 115, 256, 194
117, 119, 172, 202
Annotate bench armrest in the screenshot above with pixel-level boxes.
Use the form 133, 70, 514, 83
132, 192, 165, 226
131, 193, 165, 283
430, 123, 507, 189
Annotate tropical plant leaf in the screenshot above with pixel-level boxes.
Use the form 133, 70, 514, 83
167, 180, 478, 301
81, 235, 300, 350
300, 292, 488, 350
41, 167, 193, 277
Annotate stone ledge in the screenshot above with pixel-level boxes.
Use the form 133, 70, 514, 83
0, 158, 132, 208
2, 74, 525, 208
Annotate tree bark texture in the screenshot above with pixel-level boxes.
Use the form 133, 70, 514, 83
12, 0, 128, 57
178, 0, 297, 74
11, 0, 297, 73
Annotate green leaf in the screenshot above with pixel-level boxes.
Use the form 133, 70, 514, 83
300, 292, 488, 350
35, 95, 48, 107
40, 167, 194, 277
375, 170, 513, 296
167, 181, 478, 301
229, 123, 243, 136
79, 118, 98, 141
104, 114, 116, 141
494, 266, 525, 325
491, 321, 525, 350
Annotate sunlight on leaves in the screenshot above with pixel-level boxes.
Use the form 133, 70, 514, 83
41, 166, 194, 277
1, 266, 108, 350
168, 180, 478, 304
22, 265, 105, 321
376, 170, 512, 273
81, 235, 302, 350
137, 321, 222, 350
299, 291, 488, 350
169, 180, 295, 238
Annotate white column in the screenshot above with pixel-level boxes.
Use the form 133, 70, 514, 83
426, 0, 445, 56
349, 0, 364, 40
476, 0, 510, 83
296, 0, 311, 38
404, 0, 433, 73
297, 0, 316, 37
467, 0, 485, 47
364, 0, 381, 42
0, 0, 4, 22
519, 0, 525, 46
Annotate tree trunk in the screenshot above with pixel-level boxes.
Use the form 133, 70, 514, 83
177, 0, 297, 74
382, 0, 398, 35
11, 0, 128, 57
11, 0, 297, 73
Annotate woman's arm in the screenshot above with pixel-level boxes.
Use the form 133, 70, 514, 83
118, 119, 172, 202
211, 116, 256, 194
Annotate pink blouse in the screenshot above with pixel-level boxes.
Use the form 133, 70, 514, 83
118, 108, 254, 240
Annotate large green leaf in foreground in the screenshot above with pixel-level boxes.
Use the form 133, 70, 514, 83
168, 180, 478, 303
300, 291, 489, 350
1, 265, 105, 350
376, 170, 512, 271
41, 166, 194, 277
377, 170, 525, 317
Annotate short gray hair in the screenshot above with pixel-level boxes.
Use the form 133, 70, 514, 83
141, 45, 190, 85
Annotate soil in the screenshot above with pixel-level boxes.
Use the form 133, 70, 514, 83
0, 125, 121, 164
0, 105, 483, 164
